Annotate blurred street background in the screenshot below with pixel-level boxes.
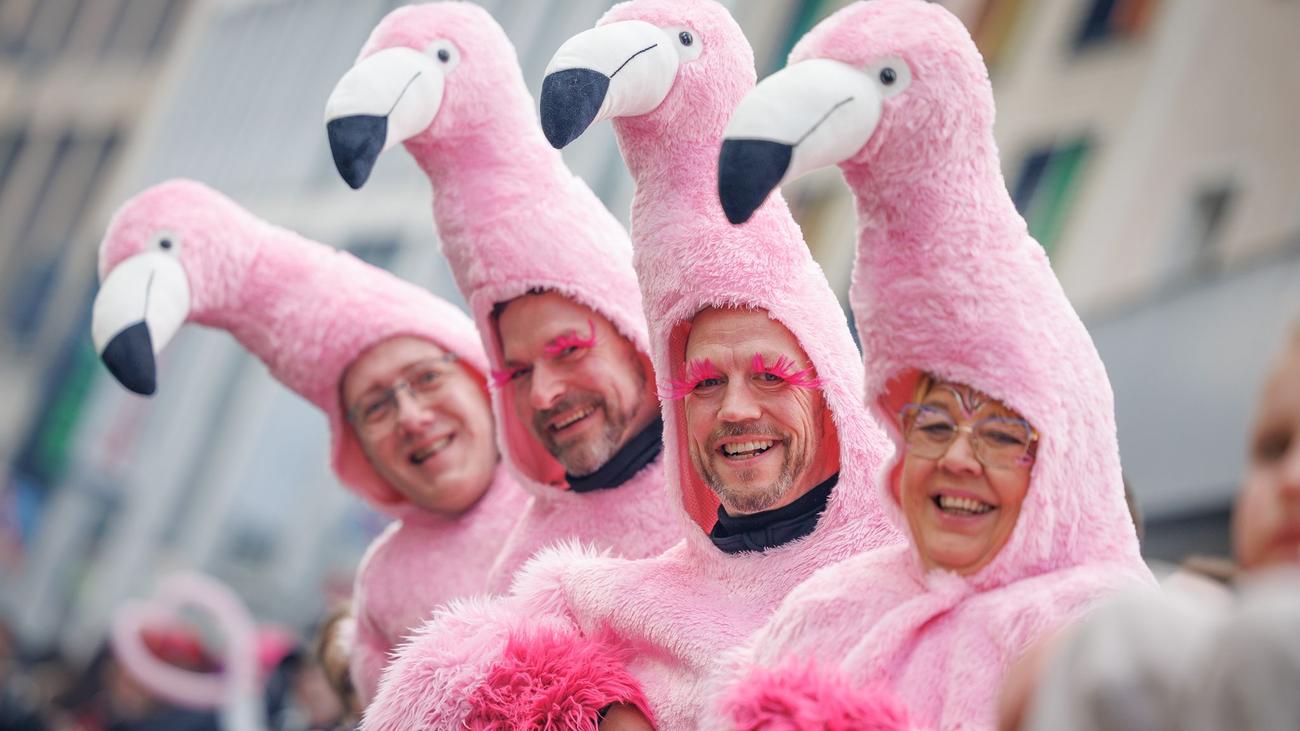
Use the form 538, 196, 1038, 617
0, 0, 1297, 714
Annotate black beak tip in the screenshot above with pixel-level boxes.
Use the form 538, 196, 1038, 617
717, 138, 794, 225
101, 321, 157, 396
539, 68, 611, 150
326, 115, 388, 190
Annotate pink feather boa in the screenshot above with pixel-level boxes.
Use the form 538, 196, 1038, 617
466, 626, 652, 730
723, 661, 911, 731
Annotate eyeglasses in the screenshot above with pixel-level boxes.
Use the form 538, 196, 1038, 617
347, 354, 459, 436
899, 403, 1038, 469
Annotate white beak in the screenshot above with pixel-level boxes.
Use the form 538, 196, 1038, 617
91, 251, 192, 395
539, 20, 681, 148
718, 59, 882, 224
325, 47, 446, 188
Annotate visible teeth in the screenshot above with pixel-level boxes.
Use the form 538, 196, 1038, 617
722, 440, 775, 457
552, 408, 593, 430
412, 435, 453, 464
936, 495, 993, 515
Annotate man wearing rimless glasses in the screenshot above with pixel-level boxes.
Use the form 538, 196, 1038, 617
342, 336, 500, 516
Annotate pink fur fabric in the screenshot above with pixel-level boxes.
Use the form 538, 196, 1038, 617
97, 179, 527, 706
724, 661, 910, 731
350, 468, 522, 705
465, 626, 652, 730
351, 3, 682, 584
710, 3, 1156, 728
362, 3, 899, 729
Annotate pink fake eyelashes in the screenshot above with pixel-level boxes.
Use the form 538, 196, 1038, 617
543, 319, 597, 357
663, 354, 822, 400
664, 358, 724, 400
752, 353, 822, 389
489, 321, 598, 389
489, 367, 522, 389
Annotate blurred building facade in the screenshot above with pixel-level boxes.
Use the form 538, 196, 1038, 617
0, 0, 1297, 659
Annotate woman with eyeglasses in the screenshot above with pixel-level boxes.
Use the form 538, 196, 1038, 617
895, 375, 1038, 578
708, 2, 1154, 728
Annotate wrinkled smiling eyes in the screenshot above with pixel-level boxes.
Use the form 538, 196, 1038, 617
664, 354, 822, 400
489, 321, 598, 389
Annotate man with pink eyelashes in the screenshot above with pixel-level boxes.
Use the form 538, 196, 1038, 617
494, 292, 660, 485
681, 308, 842, 548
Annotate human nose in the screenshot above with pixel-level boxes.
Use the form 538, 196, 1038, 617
938, 428, 983, 475
528, 361, 567, 410
717, 381, 762, 423
394, 384, 435, 434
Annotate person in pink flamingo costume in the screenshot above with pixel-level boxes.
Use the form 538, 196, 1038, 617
707, 2, 1156, 728
324, 2, 684, 596
359, 1, 899, 728
90, 179, 526, 707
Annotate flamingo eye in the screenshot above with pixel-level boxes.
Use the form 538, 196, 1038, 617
867, 57, 911, 98
662, 26, 702, 62
426, 40, 460, 71
154, 230, 181, 253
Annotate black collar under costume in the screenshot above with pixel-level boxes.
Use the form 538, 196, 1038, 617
709, 472, 839, 554
565, 416, 664, 493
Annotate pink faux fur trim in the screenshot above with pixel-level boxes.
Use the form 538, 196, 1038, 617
465, 626, 651, 730
725, 661, 910, 731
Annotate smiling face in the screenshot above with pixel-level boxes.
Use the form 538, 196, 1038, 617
495, 292, 658, 477
341, 336, 497, 515
897, 378, 1034, 575
1234, 335, 1300, 571
679, 308, 838, 516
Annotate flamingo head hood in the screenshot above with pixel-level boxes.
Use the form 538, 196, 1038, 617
540, 0, 896, 553
92, 179, 491, 518
719, 0, 1144, 588
327, 3, 650, 494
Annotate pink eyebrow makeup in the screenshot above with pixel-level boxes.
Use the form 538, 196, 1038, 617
752, 353, 822, 389
489, 367, 522, 389
542, 318, 597, 357
664, 358, 722, 400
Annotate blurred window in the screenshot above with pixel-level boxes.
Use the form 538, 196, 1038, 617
99, 0, 187, 61
4, 130, 120, 344
1166, 183, 1235, 282
1010, 137, 1093, 258
0, 126, 30, 205
0, 0, 40, 59
1075, 0, 1159, 50
957, 0, 1033, 71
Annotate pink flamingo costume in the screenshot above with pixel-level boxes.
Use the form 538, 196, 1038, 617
710, 2, 1155, 728
360, 2, 898, 728
324, 2, 683, 594
90, 179, 526, 706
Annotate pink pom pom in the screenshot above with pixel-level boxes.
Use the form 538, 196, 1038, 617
466, 626, 652, 730
724, 661, 910, 731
